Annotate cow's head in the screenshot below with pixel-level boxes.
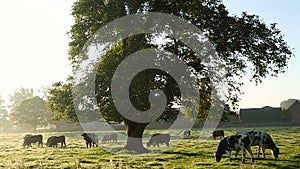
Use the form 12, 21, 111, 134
81, 133, 88, 137
215, 151, 223, 162
215, 139, 227, 162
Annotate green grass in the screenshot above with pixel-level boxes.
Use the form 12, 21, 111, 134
0, 127, 299, 168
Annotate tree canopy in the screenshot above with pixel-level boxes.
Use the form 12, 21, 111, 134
10, 96, 49, 133
65, 0, 292, 122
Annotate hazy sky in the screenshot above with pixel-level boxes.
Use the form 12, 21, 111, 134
0, 0, 299, 109
223, 0, 300, 108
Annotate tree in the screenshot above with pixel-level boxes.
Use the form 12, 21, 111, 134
51, 0, 292, 153
10, 96, 49, 133
9, 87, 34, 112
47, 80, 77, 122
0, 96, 10, 132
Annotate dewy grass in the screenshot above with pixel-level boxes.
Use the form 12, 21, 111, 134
0, 127, 299, 168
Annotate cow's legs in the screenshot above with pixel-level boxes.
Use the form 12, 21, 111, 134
246, 146, 254, 163
235, 150, 240, 158
257, 146, 261, 158
225, 150, 232, 162
241, 148, 246, 163
261, 146, 266, 158
165, 141, 170, 147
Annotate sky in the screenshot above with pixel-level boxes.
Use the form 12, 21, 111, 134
0, 0, 299, 109
223, 0, 300, 108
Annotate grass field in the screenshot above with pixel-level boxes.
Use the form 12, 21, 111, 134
0, 127, 299, 169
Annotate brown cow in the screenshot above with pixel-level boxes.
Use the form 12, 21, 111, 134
212, 130, 224, 140
46, 136, 66, 147
23, 134, 43, 148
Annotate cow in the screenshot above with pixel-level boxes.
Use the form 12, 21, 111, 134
81, 133, 98, 148
46, 136, 66, 147
212, 130, 224, 140
23, 134, 43, 148
183, 130, 191, 138
146, 134, 170, 147
101, 133, 118, 143
215, 134, 254, 163
235, 130, 279, 159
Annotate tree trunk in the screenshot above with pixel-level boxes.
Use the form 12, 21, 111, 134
124, 119, 149, 153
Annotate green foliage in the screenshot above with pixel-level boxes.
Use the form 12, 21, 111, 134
9, 96, 49, 132
47, 80, 77, 123
9, 87, 34, 110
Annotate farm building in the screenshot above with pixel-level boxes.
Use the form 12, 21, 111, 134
283, 100, 300, 124
239, 100, 300, 124
240, 106, 282, 124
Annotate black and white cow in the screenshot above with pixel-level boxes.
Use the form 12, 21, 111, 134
235, 130, 279, 159
215, 134, 254, 163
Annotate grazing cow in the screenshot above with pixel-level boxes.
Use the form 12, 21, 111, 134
146, 134, 170, 147
46, 136, 66, 147
101, 133, 118, 143
81, 133, 98, 148
235, 130, 279, 159
215, 134, 254, 163
23, 134, 43, 148
212, 130, 224, 139
183, 130, 191, 138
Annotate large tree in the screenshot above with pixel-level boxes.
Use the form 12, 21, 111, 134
51, 0, 292, 152
10, 96, 49, 133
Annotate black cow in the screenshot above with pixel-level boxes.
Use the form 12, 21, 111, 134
215, 134, 254, 163
81, 133, 98, 148
235, 130, 279, 159
46, 136, 66, 147
183, 130, 191, 138
146, 134, 170, 147
212, 130, 224, 140
23, 134, 43, 148
101, 133, 118, 143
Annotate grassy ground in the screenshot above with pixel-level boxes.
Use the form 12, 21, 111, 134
0, 127, 299, 168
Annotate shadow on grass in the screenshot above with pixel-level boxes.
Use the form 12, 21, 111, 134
163, 151, 203, 156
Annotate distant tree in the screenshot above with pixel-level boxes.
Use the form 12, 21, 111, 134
280, 98, 299, 122
47, 80, 77, 122
221, 104, 237, 122
0, 96, 10, 132
9, 87, 34, 111
37, 85, 50, 101
10, 96, 49, 133
280, 98, 298, 110
51, 0, 292, 152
